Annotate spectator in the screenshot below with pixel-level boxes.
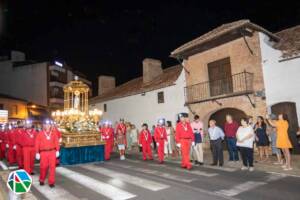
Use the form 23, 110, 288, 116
130, 124, 139, 151
266, 113, 293, 171
165, 121, 176, 158
208, 119, 224, 167
126, 123, 132, 151
224, 114, 239, 163
191, 115, 204, 165
254, 116, 269, 162
236, 118, 255, 171
151, 125, 157, 150
267, 122, 282, 165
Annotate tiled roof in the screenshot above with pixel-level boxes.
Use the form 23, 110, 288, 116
90, 65, 182, 103
274, 25, 300, 58
171, 19, 279, 57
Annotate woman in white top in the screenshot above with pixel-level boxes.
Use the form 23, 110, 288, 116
236, 118, 255, 171
130, 124, 139, 151
164, 121, 175, 157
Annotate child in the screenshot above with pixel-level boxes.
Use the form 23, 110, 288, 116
139, 123, 153, 161
116, 128, 126, 160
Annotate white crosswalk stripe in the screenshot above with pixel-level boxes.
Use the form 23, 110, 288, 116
0, 161, 8, 170
56, 167, 136, 200
215, 181, 266, 196
106, 162, 196, 183
82, 165, 170, 191
148, 163, 218, 177
32, 175, 81, 200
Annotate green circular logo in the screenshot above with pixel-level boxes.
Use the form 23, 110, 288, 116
7, 170, 32, 194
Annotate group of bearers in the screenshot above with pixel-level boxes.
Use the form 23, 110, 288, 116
100, 113, 198, 170
0, 120, 61, 188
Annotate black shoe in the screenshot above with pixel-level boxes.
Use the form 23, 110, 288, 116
194, 161, 198, 165
49, 184, 55, 188
30, 172, 35, 175
219, 163, 223, 167
199, 162, 204, 166
210, 163, 217, 166
39, 182, 44, 186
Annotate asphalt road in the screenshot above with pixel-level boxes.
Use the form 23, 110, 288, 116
1, 154, 300, 200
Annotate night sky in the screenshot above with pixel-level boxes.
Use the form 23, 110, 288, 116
1, 0, 300, 95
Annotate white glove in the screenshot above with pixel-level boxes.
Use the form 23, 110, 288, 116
35, 153, 40, 160
156, 143, 159, 147
0, 140, 2, 143
6, 144, 9, 148
56, 151, 60, 158
13, 145, 17, 150
139, 144, 142, 147
164, 141, 168, 145
176, 143, 181, 148
192, 142, 195, 147
59, 138, 62, 143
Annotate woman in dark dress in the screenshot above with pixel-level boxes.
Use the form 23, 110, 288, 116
255, 116, 269, 162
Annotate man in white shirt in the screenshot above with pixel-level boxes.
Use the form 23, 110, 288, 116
208, 119, 225, 166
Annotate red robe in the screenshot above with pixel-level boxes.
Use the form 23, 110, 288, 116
52, 127, 62, 165
139, 130, 153, 160
15, 128, 26, 168
101, 127, 114, 160
154, 126, 167, 163
116, 123, 127, 146
0, 130, 6, 159
35, 130, 59, 185
176, 122, 195, 169
7, 129, 17, 164
22, 128, 38, 174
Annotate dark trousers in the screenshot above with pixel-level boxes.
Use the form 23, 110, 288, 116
239, 147, 254, 167
226, 137, 239, 161
210, 138, 223, 165
152, 136, 156, 150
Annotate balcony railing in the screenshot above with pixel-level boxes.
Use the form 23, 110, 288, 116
185, 71, 254, 104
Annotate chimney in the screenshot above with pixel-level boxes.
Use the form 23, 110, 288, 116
98, 75, 116, 95
11, 51, 25, 62
143, 58, 163, 84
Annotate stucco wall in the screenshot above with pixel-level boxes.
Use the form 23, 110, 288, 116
0, 62, 48, 106
184, 32, 267, 125
259, 32, 300, 124
90, 70, 188, 128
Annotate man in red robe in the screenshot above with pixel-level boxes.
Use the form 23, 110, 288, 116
7, 124, 17, 165
15, 121, 26, 169
176, 113, 195, 170
0, 125, 6, 160
154, 118, 167, 164
139, 123, 153, 161
35, 120, 60, 188
100, 120, 114, 160
22, 120, 38, 174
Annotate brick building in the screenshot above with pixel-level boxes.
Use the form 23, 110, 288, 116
171, 19, 300, 135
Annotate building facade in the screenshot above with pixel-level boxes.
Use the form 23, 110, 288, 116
171, 19, 299, 132
0, 51, 92, 111
90, 58, 188, 127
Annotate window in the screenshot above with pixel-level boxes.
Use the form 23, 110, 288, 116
0, 104, 3, 110
157, 92, 164, 104
104, 104, 107, 112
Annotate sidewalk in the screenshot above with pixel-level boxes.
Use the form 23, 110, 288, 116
127, 148, 300, 177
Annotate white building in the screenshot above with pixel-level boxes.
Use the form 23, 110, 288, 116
90, 58, 188, 127
0, 51, 92, 110
259, 25, 300, 133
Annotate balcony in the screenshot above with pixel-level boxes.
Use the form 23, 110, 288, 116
184, 71, 254, 104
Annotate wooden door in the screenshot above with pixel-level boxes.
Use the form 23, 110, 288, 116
271, 102, 300, 154
208, 57, 233, 96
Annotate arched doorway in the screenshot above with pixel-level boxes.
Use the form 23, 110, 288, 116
209, 108, 247, 130
271, 102, 300, 154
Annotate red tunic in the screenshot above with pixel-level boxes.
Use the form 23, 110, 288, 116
116, 123, 127, 135
139, 130, 153, 145
35, 130, 59, 153
175, 122, 195, 143
154, 126, 167, 142
101, 127, 114, 143
8, 129, 16, 147
22, 128, 38, 147
15, 128, 26, 147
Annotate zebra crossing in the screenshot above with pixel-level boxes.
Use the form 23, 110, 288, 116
0, 158, 295, 200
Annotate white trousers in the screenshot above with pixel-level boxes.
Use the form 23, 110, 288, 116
192, 143, 203, 162
164, 135, 173, 154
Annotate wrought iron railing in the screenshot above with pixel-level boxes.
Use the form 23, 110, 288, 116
185, 71, 254, 104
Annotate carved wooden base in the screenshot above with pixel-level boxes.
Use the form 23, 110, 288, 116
61, 131, 105, 148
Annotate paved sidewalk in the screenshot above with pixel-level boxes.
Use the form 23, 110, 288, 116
127, 148, 300, 177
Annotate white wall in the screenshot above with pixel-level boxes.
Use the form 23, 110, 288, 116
90, 70, 188, 128
259, 32, 300, 124
0, 61, 48, 106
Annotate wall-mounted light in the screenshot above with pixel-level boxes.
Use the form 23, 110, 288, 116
55, 61, 63, 67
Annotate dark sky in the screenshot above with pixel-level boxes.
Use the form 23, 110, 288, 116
1, 0, 300, 95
